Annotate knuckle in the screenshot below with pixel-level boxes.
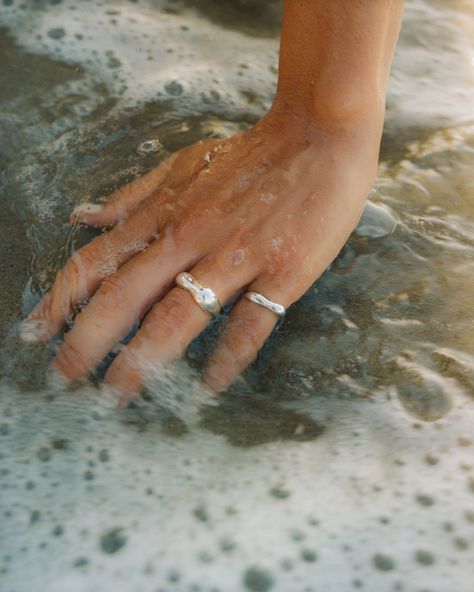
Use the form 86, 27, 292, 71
173, 212, 198, 242
148, 292, 191, 337
220, 340, 253, 374
95, 275, 130, 313
233, 316, 264, 351
173, 205, 215, 244
73, 239, 102, 270
56, 338, 91, 378
222, 317, 264, 369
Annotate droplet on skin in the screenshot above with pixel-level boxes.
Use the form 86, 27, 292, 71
118, 239, 148, 255
95, 252, 119, 278
231, 249, 245, 266
235, 177, 250, 193
255, 159, 272, 173
271, 237, 283, 250
258, 192, 276, 204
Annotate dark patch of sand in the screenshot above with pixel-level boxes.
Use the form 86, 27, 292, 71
0, 205, 29, 346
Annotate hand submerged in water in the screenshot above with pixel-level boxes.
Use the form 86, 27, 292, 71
21, 110, 382, 398
21, 0, 404, 400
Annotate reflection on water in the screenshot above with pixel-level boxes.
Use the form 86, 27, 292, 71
0, 0, 473, 591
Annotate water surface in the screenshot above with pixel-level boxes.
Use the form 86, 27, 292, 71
0, 1, 473, 591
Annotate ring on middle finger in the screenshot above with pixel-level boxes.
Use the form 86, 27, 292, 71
175, 272, 222, 317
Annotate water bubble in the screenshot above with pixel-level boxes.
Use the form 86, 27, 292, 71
424, 453, 440, 466
36, 447, 51, 462
167, 568, 181, 582
73, 557, 89, 568
52, 525, 64, 537
355, 201, 397, 238
416, 494, 435, 507
164, 81, 183, 96
47, 28, 66, 40
453, 537, 469, 551
415, 550, 435, 566
373, 553, 395, 572
301, 549, 317, 563
269, 486, 290, 500
98, 449, 110, 462
107, 56, 122, 69
243, 566, 274, 592
193, 505, 209, 523
137, 138, 162, 156
100, 528, 127, 554
219, 538, 236, 553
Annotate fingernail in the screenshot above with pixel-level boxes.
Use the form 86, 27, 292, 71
71, 203, 103, 218
20, 319, 49, 342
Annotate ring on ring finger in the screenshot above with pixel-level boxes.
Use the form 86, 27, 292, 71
244, 291, 286, 318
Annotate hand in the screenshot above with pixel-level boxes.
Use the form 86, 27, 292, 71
21, 112, 381, 398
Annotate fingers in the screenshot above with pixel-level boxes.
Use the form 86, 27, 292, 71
104, 261, 258, 396
22, 195, 164, 341
71, 153, 179, 228
51, 234, 198, 381
202, 295, 281, 393
70, 138, 222, 229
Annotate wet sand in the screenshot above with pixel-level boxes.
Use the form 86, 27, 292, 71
0, 27, 83, 351
0, 206, 28, 341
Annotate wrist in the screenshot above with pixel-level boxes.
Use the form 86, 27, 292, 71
269, 89, 385, 129
258, 92, 385, 151
271, 0, 403, 132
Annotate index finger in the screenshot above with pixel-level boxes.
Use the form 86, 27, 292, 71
21, 195, 163, 342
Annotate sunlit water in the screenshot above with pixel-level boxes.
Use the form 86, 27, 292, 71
0, 1, 473, 591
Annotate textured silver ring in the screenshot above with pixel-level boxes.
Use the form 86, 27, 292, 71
244, 291, 286, 318
175, 272, 221, 317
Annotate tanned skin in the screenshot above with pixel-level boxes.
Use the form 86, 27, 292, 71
22, 0, 405, 400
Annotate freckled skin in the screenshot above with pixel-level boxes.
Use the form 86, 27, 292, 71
23, 0, 404, 397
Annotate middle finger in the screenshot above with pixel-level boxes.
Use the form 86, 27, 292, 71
104, 257, 259, 396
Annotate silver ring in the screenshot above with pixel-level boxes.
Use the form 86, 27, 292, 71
176, 272, 221, 317
244, 291, 286, 318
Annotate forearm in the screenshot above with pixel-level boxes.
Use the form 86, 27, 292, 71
271, 0, 404, 126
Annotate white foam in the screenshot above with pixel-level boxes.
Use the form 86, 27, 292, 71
0, 0, 473, 128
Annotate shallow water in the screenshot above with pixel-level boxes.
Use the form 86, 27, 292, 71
0, 1, 474, 591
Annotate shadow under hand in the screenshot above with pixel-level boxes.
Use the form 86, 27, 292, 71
199, 395, 324, 448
